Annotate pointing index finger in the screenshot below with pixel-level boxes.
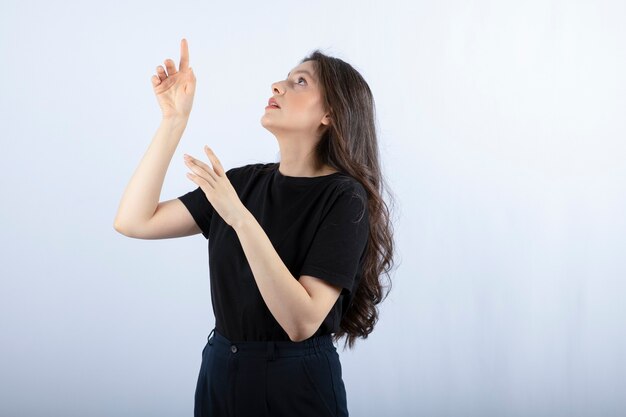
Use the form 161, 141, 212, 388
179, 38, 190, 71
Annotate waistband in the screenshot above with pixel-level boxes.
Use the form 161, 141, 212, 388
206, 327, 336, 360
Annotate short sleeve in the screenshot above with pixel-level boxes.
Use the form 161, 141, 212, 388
177, 186, 214, 239
299, 182, 369, 295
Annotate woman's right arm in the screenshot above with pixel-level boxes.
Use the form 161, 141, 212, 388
113, 38, 201, 239
113, 117, 201, 239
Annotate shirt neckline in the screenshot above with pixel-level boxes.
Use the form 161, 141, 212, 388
273, 163, 343, 184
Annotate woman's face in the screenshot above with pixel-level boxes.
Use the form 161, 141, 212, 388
261, 60, 331, 138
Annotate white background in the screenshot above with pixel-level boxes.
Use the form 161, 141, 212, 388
1, 0, 624, 416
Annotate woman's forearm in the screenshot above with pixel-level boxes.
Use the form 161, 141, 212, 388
233, 211, 314, 342
113, 117, 188, 233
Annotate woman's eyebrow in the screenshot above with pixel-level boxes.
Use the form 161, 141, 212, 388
286, 69, 315, 79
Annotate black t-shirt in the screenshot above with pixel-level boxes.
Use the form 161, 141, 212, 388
177, 162, 369, 342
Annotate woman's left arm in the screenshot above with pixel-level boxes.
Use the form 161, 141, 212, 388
233, 210, 338, 341
183, 146, 340, 342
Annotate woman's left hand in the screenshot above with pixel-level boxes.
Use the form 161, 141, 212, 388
183, 145, 249, 228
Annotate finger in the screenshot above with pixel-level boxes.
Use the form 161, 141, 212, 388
191, 150, 221, 178
151, 74, 161, 86
184, 154, 218, 185
164, 58, 177, 77
156, 65, 167, 82
185, 171, 199, 185
185, 171, 213, 195
180, 38, 190, 71
185, 165, 215, 189
204, 145, 225, 176
184, 159, 216, 188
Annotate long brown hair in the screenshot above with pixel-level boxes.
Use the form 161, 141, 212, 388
300, 50, 397, 350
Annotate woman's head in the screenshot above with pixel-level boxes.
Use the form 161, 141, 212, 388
261, 59, 331, 141
261, 51, 378, 169
265, 50, 397, 350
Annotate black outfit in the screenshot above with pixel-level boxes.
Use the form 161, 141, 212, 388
177, 162, 369, 417
195, 327, 348, 417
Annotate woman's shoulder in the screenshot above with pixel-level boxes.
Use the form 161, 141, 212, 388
332, 172, 367, 196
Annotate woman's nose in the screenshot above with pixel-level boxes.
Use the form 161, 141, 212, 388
271, 81, 282, 94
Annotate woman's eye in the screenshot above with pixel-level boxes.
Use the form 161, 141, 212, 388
297, 77, 306, 85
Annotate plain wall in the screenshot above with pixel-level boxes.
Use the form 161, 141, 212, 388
1, 0, 624, 416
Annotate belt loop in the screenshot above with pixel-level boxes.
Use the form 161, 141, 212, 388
267, 341, 276, 361
207, 328, 215, 345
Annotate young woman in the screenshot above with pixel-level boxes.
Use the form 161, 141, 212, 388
114, 38, 395, 417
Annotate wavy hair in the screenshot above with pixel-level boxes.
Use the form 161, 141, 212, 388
298, 50, 397, 350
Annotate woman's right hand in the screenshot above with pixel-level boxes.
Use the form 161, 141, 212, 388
151, 38, 196, 120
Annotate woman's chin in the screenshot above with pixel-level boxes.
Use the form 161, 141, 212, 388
260, 120, 276, 133
260, 116, 279, 131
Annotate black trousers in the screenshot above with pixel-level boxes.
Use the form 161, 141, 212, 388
194, 327, 349, 417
